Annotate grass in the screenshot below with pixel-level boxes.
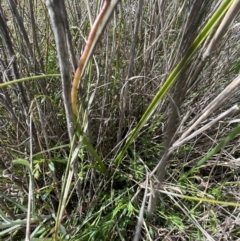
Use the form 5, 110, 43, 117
1, 0, 240, 240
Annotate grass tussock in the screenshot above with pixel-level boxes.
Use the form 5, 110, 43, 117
0, 0, 240, 240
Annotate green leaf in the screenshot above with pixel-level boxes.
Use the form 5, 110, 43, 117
12, 159, 30, 169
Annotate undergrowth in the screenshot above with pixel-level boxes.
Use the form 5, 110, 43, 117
0, 0, 240, 240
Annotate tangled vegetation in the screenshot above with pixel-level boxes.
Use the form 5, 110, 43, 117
0, 0, 240, 240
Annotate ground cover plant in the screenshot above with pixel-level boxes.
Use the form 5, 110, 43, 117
0, 0, 240, 240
